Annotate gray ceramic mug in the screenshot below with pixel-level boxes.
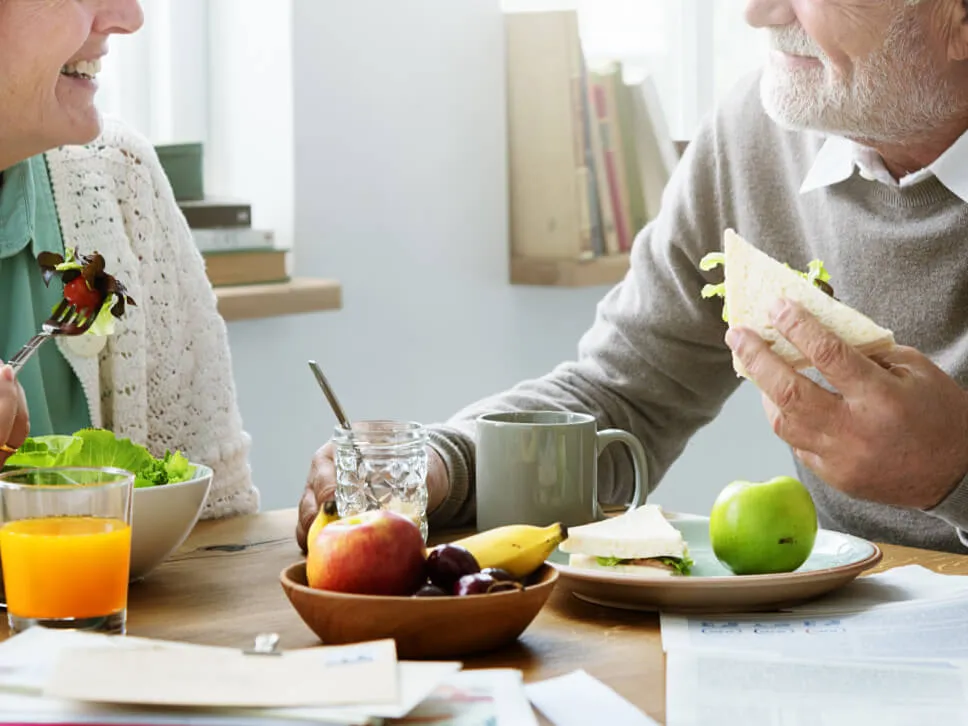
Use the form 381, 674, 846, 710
475, 411, 648, 530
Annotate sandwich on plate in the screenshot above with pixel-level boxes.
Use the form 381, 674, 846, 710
558, 504, 693, 576
700, 228, 895, 378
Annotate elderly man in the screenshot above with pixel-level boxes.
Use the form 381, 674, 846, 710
298, 0, 968, 554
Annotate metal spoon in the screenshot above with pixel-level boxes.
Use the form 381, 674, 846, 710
307, 360, 364, 462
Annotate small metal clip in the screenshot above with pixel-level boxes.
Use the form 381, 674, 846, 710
243, 632, 282, 656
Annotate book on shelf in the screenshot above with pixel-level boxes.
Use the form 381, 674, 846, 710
506, 10, 596, 261
202, 246, 290, 288
626, 67, 681, 223
505, 9, 678, 263
192, 227, 275, 254
178, 198, 252, 229
589, 64, 634, 253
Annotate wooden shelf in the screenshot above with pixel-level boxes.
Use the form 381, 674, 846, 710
510, 254, 630, 287
214, 277, 342, 322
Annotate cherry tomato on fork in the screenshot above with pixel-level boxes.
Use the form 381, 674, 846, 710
63, 275, 103, 315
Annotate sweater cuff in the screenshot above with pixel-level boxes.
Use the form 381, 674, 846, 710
425, 425, 475, 529
924, 470, 968, 536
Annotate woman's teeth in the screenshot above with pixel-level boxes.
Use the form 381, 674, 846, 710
60, 59, 101, 80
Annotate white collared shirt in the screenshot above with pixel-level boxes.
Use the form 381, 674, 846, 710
799, 128, 968, 204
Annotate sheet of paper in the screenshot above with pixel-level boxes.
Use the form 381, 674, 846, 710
45, 639, 398, 708
781, 565, 968, 613
256, 661, 462, 722
0, 628, 458, 723
0, 690, 370, 726
661, 591, 968, 660
0, 667, 469, 725
525, 670, 659, 726
665, 649, 968, 726
0, 627, 189, 694
388, 669, 537, 726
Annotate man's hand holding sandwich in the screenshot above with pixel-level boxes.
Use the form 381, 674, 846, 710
727, 298, 968, 513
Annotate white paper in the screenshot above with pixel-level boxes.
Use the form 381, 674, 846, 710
526, 670, 659, 726
661, 590, 968, 660
782, 565, 968, 613
46, 639, 398, 708
0, 627, 189, 693
0, 628, 456, 723
665, 649, 968, 726
0, 666, 467, 725
388, 669, 537, 725
259, 661, 462, 722
0, 691, 367, 726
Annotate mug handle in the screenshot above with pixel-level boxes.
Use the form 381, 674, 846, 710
594, 429, 649, 518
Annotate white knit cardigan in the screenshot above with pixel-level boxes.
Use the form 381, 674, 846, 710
42, 116, 260, 520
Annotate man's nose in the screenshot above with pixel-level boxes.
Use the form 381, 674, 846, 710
745, 0, 796, 28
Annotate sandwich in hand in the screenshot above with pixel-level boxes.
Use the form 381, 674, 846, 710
559, 504, 693, 576
700, 228, 895, 378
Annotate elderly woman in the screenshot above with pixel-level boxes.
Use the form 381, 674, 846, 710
0, 0, 259, 518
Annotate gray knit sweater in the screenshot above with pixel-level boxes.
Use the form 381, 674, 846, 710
425, 70, 968, 554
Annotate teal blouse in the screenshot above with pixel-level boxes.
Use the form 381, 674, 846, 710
0, 155, 92, 437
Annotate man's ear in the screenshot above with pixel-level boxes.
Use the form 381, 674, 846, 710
945, 0, 968, 61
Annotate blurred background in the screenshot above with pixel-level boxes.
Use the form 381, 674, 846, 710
97, 0, 790, 516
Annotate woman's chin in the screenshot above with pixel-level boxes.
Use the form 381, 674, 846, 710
55, 109, 104, 148
53, 82, 105, 145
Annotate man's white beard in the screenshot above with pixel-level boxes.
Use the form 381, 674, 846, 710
759, 15, 961, 143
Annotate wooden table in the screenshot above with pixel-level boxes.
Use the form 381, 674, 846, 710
8, 508, 968, 724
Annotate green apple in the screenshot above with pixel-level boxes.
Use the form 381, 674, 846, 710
708, 476, 818, 576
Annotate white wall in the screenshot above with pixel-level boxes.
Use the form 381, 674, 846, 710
224, 0, 793, 517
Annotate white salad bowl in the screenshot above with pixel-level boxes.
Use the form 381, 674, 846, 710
129, 463, 212, 581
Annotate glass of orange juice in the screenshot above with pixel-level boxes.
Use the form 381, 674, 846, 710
0, 467, 134, 635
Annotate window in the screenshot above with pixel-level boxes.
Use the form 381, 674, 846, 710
501, 0, 768, 140
97, 0, 296, 252
97, 0, 210, 145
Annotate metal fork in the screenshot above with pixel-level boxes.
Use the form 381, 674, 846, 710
8, 299, 97, 373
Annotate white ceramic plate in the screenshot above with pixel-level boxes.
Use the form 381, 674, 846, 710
547, 514, 883, 613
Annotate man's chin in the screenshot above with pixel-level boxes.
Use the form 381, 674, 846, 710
759, 73, 827, 134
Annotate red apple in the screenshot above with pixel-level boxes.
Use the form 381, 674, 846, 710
306, 509, 427, 596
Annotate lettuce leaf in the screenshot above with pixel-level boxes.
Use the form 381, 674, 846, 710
4, 428, 195, 487
595, 556, 624, 567
656, 555, 694, 576
594, 554, 694, 575
135, 450, 192, 488
3, 435, 84, 467
68, 429, 156, 474
699, 253, 729, 322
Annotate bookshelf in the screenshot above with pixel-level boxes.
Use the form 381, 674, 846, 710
511, 254, 631, 287
214, 278, 342, 322
504, 10, 681, 288
511, 140, 688, 288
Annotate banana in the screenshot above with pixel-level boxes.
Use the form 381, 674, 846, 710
447, 522, 567, 579
307, 500, 341, 554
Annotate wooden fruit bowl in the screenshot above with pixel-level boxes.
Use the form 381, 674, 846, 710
279, 561, 558, 659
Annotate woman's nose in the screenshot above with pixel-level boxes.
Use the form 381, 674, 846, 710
93, 0, 145, 36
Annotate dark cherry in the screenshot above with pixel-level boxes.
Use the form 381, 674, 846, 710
454, 573, 497, 596
413, 584, 448, 598
454, 573, 525, 596
480, 567, 517, 582
426, 545, 480, 591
